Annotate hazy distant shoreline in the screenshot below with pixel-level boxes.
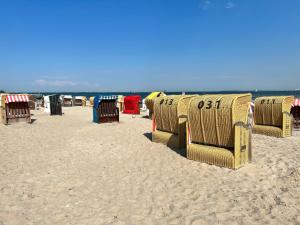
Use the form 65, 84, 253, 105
2, 90, 300, 99
27, 90, 300, 99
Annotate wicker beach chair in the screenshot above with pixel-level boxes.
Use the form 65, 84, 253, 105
74, 96, 84, 106
1, 94, 31, 125
152, 95, 194, 149
123, 95, 141, 114
252, 96, 294, 137
89, 97, 95, 107
145, 92, 166, 118
186, 94, 252, 169
82, 96, 87, 107
49, 94, 62, 115
93, 96, 119, 123
63, 95, 73, 107
27, 94, 36, 110
117, 95, 124, 112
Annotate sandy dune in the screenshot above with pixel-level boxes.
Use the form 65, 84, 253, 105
0, 107, 299, 225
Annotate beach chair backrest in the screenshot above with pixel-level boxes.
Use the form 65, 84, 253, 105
188, 94, 251, 148
154, 95, 194, 134
98, 99, 117, 115
254, 96, 294, 127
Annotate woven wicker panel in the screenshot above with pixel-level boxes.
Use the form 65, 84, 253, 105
187, 144, 235, 169
254, 96, 294, 127
188, 94, 251, 148
152, 130, 181, 149
1, 94, 7, 108
145, 92, 166, 113
252, 125, 282, 137
282, 113, 292, 137
154, 95, 194, 134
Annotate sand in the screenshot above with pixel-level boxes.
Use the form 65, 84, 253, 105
0, 107, 299, 225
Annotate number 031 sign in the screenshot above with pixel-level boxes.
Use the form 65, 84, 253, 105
198, 100, 221, 109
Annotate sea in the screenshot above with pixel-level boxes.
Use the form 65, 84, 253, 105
29, 90, 300, 99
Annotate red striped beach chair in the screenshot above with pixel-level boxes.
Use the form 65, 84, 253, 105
1, 95, 31, 125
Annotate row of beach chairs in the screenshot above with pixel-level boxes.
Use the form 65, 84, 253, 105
0, 93, 141, 124
92, 95, 143, 123
0, 92, 299, 170
149, 94, 295, 170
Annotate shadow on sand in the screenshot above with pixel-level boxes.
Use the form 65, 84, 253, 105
143, 132, 187, 157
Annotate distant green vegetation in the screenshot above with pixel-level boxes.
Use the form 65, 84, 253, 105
0, 90, 5, 93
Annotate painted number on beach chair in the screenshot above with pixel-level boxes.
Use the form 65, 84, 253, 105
261, 99, 276, 104
198, 100, 221, 110
160, 99, 174, 106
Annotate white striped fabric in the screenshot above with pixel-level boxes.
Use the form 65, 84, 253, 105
5, 95, 29, 103
293, 99, 300, 107
249, 102, 255, 114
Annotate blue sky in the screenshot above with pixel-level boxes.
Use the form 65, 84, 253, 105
0, 0, 300, 92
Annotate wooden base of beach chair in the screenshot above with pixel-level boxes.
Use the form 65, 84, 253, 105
152, 130, 186, 149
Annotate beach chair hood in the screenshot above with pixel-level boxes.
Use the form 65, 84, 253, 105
154, 95, 194, 134
145, 92, 166, 114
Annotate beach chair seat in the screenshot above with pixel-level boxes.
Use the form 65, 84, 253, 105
187, 94, 252, 169
188, 144, 234, 168
253, 96, 294, 137
152, 117, 187, 149
152, 95, 194, 149
252, 124, 283, 137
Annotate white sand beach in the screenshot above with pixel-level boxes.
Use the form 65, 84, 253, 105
0, 107, 299, 225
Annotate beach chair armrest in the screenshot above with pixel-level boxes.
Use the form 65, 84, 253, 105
234, 122, 250, 169
282, 112, 292, 137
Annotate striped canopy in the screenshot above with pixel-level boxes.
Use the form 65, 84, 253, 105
6, 95, 29, 103
293, 98, 300, 107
